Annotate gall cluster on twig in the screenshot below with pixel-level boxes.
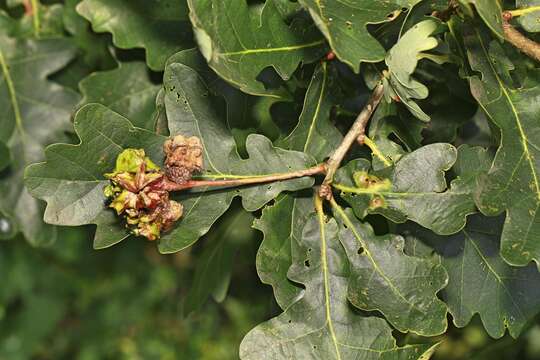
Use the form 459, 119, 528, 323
103, 135, 204, 240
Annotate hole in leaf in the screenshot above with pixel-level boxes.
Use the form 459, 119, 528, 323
304, 259, 311, 267
357, 247, 364, 255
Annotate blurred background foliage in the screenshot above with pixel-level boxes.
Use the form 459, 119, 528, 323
2, 204, 540, 359
1, 0, 540, 359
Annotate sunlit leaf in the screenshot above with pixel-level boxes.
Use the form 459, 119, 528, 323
298, 0, 421, 71
462, 25, 540, 267
335, 143, 485, 235
333, 206, 448, 336
241, 206, 434, 359
188, 0, 325, 98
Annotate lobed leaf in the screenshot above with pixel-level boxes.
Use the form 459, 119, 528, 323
402, 214, 540, 338
0, 34, 80, 245
255, 61, 343, 309
76, 0, 194, 71
78, 61, 161, 130
333, 206, 448, 336
26, 59, 319, 252
278, 62, 343, 162
24, 104, 165, 249
335, 143, 485, 235
254, 194, 310, 309
298, 0, 421, 71
516, 0, 540, 33
241, 206, 435, 359
462, 26, 540, 267
385, 19, 446, 121
188, 0, 326, 98
459, 0, 504, 38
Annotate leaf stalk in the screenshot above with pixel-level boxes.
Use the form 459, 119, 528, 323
157, 163, 327, 191
508, 6, 540, 18
502, 11, 540, 62
320, 83, 385, 192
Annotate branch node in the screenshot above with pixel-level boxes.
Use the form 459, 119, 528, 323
318, 184, 333, 201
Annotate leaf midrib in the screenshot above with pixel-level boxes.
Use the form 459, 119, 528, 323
0, 48, 26, 158
464, 230, 527, 322
474, 30, 540, 201
333, 205, 424, 314
217, 39, 325, 56
317, 205, 342, 360
334, 183, 468, 197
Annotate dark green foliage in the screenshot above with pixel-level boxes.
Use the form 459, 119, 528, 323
2, 0, 540, 359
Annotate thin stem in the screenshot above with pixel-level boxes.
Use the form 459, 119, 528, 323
333, 183, 377, 195
502, 12, 540, 62
30, 0, 40, 38
159, 163, 326, 191
0, 49, 26, 163
508, 6, 540, 18
322, 84, 384, 186
363, 136, 392, 167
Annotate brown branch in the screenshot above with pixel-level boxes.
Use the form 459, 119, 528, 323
319, 83, 384, 198
502, 11, 540, 62
156, 163, 326, 191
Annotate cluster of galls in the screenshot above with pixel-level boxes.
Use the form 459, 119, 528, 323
352, 170, 391, 209
104, 135, 204, 240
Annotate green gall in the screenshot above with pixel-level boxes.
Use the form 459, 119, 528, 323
105, 149, 160, 178
352, 171, 392, 192
103, 147, 184, 241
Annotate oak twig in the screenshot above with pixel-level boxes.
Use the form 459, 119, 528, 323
502, 11, 540, 62
157, 163, 327, 191
319, 84, 385, 198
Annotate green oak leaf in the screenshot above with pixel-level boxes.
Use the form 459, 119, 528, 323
78, 61, 160, 129
462, 27, 540, 267
184, 208, 254, 315
335, 143, 483, 235
402, 214, 540, 339
298, 0, 420, 71
367, 101, 424, 170
187, 0, 326, 98
54, 0, 115, 90
166, 48, 286, 149
0, 35, 80, 245
459, 0, 504, 38
254, 194, 310, 309
255, 62, 344, 309
76, 0, 194, 71
27, 58, 315, 252
240, 209, 435, 359
419, 62, 478, 144
24, 104, 165, 249
152, 88, 169, 136
1, 2, 64, 39
0, 141, 10, 171
159, 62, 316, 253
278, 62, 343, 162
385, 19, 446, 121
516, 0, 540, 32
333, 206, 448, 336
